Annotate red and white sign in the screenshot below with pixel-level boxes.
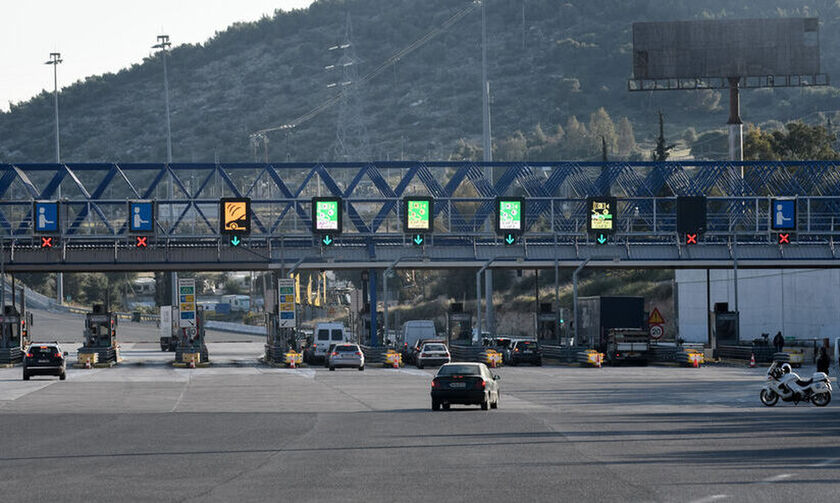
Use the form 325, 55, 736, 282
649, 325, 664, 340
648, 307, 665, 325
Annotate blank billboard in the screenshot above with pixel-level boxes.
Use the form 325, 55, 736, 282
633, 18, 820, 79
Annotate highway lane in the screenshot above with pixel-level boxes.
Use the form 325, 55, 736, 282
0, 360, 838, 502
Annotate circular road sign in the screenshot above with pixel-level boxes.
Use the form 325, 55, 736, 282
649, 324, 664, 340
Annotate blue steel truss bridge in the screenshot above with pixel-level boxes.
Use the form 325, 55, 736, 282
1, 161, 839, 272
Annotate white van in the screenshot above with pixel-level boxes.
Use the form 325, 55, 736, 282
400, 320, 437, 359
313, 322, 348, 361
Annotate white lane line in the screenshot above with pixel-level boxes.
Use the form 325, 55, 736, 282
689, 495, 729, 503
810, 457, 839, 467
761, 474, 794, 483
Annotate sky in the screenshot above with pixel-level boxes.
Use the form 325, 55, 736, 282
0, 0, 317, 112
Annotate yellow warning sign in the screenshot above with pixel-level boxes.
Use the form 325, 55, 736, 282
220, 198, 251, 234
648, 307, 665, 325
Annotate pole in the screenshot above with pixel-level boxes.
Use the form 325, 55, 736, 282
554, 258, 561, 346
573, 259, 590, 349
727, 77, 743, 169
732, 242, 740, 343
368, 269, 377, 346
481, 1, 495, 337
706, 269, 713, 349
46, 53, 64, 305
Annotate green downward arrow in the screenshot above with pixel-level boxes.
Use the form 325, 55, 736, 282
597, 234, 607, 244
413, 234, 424, 245
230, 235, 241, 246
505, 234, 515, 245
322, 235, 333, 246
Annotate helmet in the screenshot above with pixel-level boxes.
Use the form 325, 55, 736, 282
781, 363, 792, 374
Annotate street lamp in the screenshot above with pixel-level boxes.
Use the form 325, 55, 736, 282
152, 34, 177, 304
45, 52, 63, 305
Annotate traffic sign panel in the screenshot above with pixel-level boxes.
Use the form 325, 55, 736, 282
649, 324, 664, 340
312, 197, 342, 234
676, 196, 707, 234
648, 307, 665, 325
33, 201, 59, 234
178, 278, 196, 328
496, 198, 524, 235
770, 198, 796, 231
277, 278, 296, 328
220, 198, 251, 235
403, 197, 433, 232
128, 200, 155, 233
587, 197, 617, 234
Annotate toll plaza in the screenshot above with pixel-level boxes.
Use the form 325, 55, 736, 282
535, 303, 560, 344
78, 304, 119, 365
0, 282, 32, 365
446, 303, 472, 346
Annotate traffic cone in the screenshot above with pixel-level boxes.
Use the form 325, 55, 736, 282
393, 357, 399, 369
692, 354, 700, 368
85, 360, 91, 370
290, 356, 296, 369
596, 353, 602, 368
749, 353, 756, 368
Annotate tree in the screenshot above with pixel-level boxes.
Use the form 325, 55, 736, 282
744, 122, 840, 161
616, 117, 636, 159
495, 130, 528, 161
650, 111, 675, 162
588, 108, 618, 158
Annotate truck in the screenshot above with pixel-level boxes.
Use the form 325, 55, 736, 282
577, 296, 650, 365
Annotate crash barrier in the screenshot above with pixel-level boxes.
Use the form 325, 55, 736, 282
77, 352, 98, 368
181, 352, 201, 368
788, 349, 804, 367
675, 349, 705, 367
484, 350, 502, 368
541, 345, 577, 361
718, 345, 774, 363
360, 346, 387, 364
0, 348, 23, 365
449, 345, 504, 365
204, 320, 266, 335
383, 350, 402, 368
284, 351, 302, 368
577, 349, 604, 367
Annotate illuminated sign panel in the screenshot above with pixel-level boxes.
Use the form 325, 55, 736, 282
33, 201, 59, 234
403, 197, 433, 232
128, 200, 155, 233
587, 197, 617, 233
496, 198, 524, 235
220, 198, 251, 234
312, 197, 342, 234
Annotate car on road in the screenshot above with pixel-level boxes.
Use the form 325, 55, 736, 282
328, 343, 365, 371
430, 362, 500, 411
505, 339, 543, 366
400, 320, 437, 364
310, 322, 349, 363
23, 343, 68, 381
416, 342, 451, 369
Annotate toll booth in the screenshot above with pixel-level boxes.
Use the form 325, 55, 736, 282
175, 307, 208, 364
0, 306, 25, 364
265, 312, 297, 364
446, 302, 472, 346
78, 304, 119, 363
159, 306, 179, 352
535, 303, 559, 344
710, 302, 739, 351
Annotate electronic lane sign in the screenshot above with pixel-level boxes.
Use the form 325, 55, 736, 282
496, 197, 524, 245
404, 197, 433, 246
33, 201, 59, 234
587, 196, 616, 244
770, 198, 796, 231
128, 200, 155, 233
220, 198, 251, 234
677, 196, 707, 245
312, 197, 342, 246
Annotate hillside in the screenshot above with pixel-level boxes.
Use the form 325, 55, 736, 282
3, 0, 840, 164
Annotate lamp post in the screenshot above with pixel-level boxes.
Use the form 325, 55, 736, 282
152, 35, 177, 305
45, 52, 63, 305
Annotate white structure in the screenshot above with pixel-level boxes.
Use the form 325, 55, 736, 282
676, 269, 840, 343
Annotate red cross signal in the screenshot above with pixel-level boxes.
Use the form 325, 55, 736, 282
685, 233, 698, 245
778, 233, 790, 244
40, 237, 53, 248
136, 236, 148, 248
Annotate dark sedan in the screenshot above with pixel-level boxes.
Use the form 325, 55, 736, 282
506, 340, 542, 366
430, 362, 500, 411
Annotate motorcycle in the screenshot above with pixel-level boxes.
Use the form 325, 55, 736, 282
760, 362, 832, 407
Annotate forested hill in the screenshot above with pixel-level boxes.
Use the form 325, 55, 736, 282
3, 0, 840, 164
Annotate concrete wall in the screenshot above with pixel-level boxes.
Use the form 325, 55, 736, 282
676, 269, 840, 343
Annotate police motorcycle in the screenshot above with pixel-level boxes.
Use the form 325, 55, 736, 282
760, 362, 832, 407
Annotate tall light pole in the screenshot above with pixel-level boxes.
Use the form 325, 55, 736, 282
153, 35, 177, 304
480, 1, 495, 336
45, 52, 63, 305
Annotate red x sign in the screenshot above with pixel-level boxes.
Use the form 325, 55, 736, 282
40, 237, 53, 248
778, 233, 790, 244
136, 236, 148, 248
686, 233, 698, 245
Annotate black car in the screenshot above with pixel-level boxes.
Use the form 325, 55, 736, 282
23, 344, 68, 381
430, 362, 500, 411
506, 340, 542, 366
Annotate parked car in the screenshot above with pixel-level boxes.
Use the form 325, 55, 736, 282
430, 362, 500, 411
328, 343, 365, 371
505, 340, 543, 366
416, 342, 451, 369
23, 343, 68, 381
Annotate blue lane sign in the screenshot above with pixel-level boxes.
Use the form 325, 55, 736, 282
128, 200, 155, 233
770, 198, 796, 231
33, 201, 59, 233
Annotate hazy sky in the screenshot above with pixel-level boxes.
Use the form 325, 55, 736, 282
0, 0, 317, 112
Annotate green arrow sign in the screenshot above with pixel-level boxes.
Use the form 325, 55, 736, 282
230, 235, 241, 247
322, 235, 333, 246
597, 234, 607, 245
505, 234, 516, 245
413, 234, 424, 246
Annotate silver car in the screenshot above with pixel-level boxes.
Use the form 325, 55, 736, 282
416, 342, 451, 369
328, 344, 365, 371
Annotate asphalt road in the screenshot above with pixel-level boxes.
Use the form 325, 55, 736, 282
1, 313, 839, 502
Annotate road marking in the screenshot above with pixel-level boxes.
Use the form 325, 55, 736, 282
761, 473, 793, 483
689, 495, 729, 503
810, 458, 839, 467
